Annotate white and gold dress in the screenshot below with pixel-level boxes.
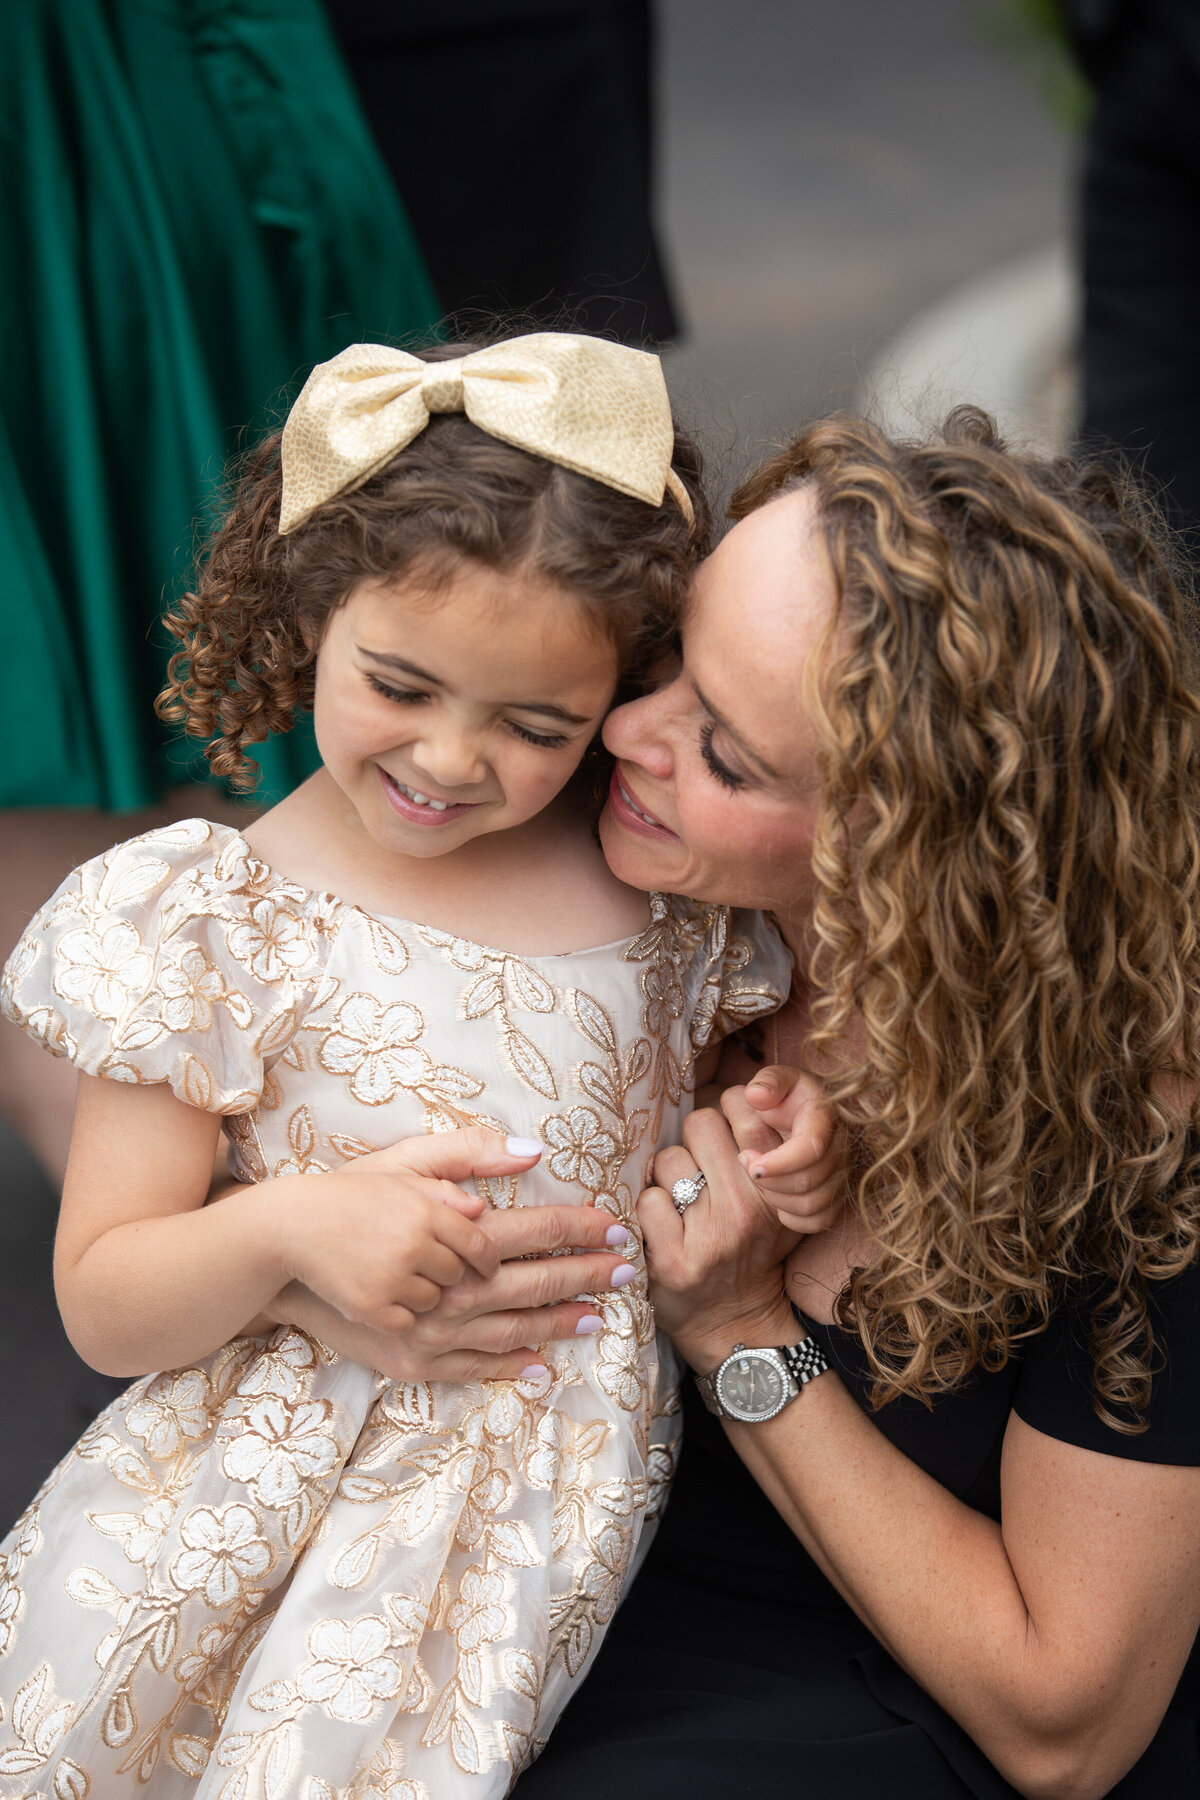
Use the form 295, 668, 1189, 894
0, 820, 788, 1800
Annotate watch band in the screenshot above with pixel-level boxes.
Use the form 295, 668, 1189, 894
779, 1335, 829, 1389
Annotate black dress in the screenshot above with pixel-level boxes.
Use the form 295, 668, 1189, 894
324, 0, 680, 347
515, 1261, 1200, 1798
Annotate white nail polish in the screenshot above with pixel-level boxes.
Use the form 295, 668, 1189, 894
506, 1137, 543, 1157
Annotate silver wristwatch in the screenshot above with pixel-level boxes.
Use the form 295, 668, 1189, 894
696, 1336, 830, 1423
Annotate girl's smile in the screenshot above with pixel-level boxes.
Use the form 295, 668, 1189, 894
378, 767, 481, 825
313, 564, 619, 861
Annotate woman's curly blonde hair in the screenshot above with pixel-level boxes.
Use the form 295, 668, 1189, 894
157, 341, 710, 791
732, 407, 1200, 1430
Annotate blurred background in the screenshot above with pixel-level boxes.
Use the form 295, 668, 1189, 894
0, 0, 1097, 1522
658, 0, 1076, 480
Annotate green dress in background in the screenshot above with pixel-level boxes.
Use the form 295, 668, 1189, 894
1, 0, 440, 809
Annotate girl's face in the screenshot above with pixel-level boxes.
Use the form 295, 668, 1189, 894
314, 562, 618, 858
599, 487, 835, 933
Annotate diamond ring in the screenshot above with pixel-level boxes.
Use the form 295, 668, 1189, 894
671, 1171, 707, 1215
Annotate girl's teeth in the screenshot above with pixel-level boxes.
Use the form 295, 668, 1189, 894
399, 782, 449, 812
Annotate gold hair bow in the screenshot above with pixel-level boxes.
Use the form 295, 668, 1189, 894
278, 333, 694, 535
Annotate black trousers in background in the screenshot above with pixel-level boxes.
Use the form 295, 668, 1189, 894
1075, 3, 1200, 550
323, 1, 679, 347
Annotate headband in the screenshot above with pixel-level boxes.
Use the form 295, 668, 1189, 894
278, 333, 694, 536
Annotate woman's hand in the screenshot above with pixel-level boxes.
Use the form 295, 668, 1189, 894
261, 1127, 639, 1382
722, 1064, 846, 1234
640, 1107, 799, 1371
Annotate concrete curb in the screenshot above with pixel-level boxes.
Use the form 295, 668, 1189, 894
857, 242, 1078, 454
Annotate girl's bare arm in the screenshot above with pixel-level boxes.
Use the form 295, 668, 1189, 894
58, 1078, 633, 1379
55, 1077, 512, 1376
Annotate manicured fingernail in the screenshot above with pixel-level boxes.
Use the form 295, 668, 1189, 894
610, 1263, 638, 1288
520, 1363, 550, 1380
605, 1225, 632, 1247
575, 1315, 604, 1335
506, 1137, 543, 1157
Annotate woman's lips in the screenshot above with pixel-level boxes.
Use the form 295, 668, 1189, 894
606, 768, 678, 840
378, 766, 480, 826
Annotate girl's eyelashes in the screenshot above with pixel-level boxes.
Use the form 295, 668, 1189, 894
700, 720, 746, 792
367, 674, 427, 706
506, 721, 570, 749
366, 674, 568, 750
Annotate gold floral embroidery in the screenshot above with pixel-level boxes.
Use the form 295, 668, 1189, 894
424, 927, 560, 1100
0, 822, 792, 1797
273, 1105, 331, 1179
220, 1396, 341, 1513
126, 1369, 212, 1460
296, 1615, 405, 1723
157, 944, 251, 1034
321, 993, 429, 1104
225, 897, 316, 985
54, 920, 152, 1023
543, 1108, 618, 1189
170, 1505, 275, 1609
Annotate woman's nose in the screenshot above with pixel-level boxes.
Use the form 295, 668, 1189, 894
603, 685, 676, 781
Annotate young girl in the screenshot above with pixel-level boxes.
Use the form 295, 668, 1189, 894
0, 335, 798, 1799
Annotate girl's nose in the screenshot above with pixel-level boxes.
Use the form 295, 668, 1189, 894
411, 727, 489, 791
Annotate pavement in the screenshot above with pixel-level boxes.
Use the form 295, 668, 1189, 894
858, 241, 1076, 455
656, 0, 1075, 494
0, 0, 1077, 1530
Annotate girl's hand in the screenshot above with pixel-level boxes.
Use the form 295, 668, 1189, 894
280, 1131, 532, 1332
266, 1195, 639, 1383
721, 1064, 845, 1235
266, 1126, 639, 1378
640, 1107, 798, 1371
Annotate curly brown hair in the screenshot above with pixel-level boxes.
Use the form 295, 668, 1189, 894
157, 340, 710, 791
732, 407, 1200, 1430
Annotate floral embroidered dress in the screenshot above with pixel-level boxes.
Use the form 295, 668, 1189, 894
0, 820, 788, 1800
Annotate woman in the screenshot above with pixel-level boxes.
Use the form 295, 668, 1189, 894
266, 408, 1200, 1795
512, 409, 1200, 1798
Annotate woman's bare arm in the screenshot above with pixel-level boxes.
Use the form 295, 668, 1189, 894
643, 1107, 1200, 1800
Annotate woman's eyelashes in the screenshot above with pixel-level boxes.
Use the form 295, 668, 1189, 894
365, 674, 568, 750
700, 720, 746, 792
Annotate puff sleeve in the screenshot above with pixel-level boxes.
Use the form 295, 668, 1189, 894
0, 819, 330, 1114
665, 899, 793, 1052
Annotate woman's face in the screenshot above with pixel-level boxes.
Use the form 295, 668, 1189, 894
599, 485, 836, 932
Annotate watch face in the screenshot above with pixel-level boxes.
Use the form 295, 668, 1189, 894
716, 1350, 789, 1422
